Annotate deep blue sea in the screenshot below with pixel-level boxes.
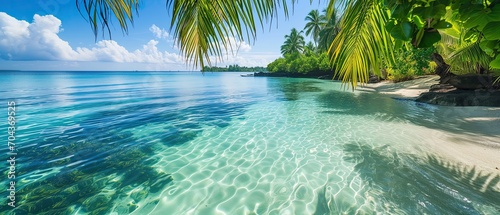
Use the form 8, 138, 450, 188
0, 71, 499, 214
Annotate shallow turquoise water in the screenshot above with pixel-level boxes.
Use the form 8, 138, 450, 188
0, 71, 499, 214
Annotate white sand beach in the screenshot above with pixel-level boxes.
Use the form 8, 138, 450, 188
358, 76, 500, 179
359, 75, 441, 98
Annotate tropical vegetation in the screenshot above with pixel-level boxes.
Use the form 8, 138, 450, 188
268, 8, 434, 81
78, 0, 500, 87
202, 65, 267, 72
267, 51, 333, 76
268, 10, 336, 77
304, 10, 326, 47
280, 28, 306, 55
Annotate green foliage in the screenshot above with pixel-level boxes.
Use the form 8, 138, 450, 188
330, 0, 394, 88
492, 55, 500, 68
386, 20, 414, 41
384, 0, 500, 70
281, 28, 306, 55
388, 46, 435, 82
267, 52, 333, 76
323, 0, 500, 84
268, 8, 339, 78
77, 0, 139, 38
449, 41, 494, 75
483, 21, 500, 40
318, 9, 340, 52
202, 64, 267, 72
304, 10, 327, 46
304, 41, 316, 56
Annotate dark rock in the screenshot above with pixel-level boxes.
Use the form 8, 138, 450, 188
429, 84, 456, 93
431, 53, 500, 89
253, 72, 336, 79
317, 74, 335, 80
431, 53, 455, 84
416, 89, 500, 107
368, 75, 380, 83
447, 74, 500, 90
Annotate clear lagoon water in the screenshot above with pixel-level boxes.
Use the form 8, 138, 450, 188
0, 71, 499, 214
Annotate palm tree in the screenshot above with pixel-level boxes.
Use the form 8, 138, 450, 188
304, 41, 316, 56
304, 10, 326, 47
280, 28, 305, 56
318, 9, 340, 52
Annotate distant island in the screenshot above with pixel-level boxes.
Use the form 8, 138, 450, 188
202, 64, 267, 72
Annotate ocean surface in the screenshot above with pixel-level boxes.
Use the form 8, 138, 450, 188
0, 71, 499, 214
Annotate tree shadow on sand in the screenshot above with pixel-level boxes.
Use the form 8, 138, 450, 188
313, 142, 500, 214
316, 89, 500, 138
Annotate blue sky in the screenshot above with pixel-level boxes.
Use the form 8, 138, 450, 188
0, 0, 328, 71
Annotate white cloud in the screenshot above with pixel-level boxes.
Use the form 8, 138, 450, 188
0, 13, 76, 60
221, 37, 252, 54
206, 37, 278, 67
0, 12, 274, 69
0, 12, 184, 65
149, 24, 169, 39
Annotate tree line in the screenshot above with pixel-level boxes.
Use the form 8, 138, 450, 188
202, 65, 267, 72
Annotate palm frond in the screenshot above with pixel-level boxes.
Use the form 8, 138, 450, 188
435, 31, 460, 56
166, 0, 297, 68
76, 0, 140, 39
328, 0, 394, 88
448, 41, 493, 74
79, 0, 298, 68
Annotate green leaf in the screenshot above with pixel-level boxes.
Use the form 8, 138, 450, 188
463, 4, 500, 30
490, 55, 500, 69
394, 39, 403, 50
434, 20, 452, 29
413, 4, 446, 19
483, 21, 500, 40
387, 21, 414, 41
412, 15, 425, 29
391, 3, 412, 20
418, 31, 441, 48
463, 29, 478, 42
459, 3, 484, 18
479, 40, 499, 57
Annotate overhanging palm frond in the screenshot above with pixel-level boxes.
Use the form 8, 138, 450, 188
79, 0, 298, 68
448, 41, 493, 74
76, 0, 140, 39
166, 0, 297, 68
435, 32, 460, 57
328, 0, 394, 89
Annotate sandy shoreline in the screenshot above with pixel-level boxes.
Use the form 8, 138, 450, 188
358, 76, 500, 179
358, 75, 440, 98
